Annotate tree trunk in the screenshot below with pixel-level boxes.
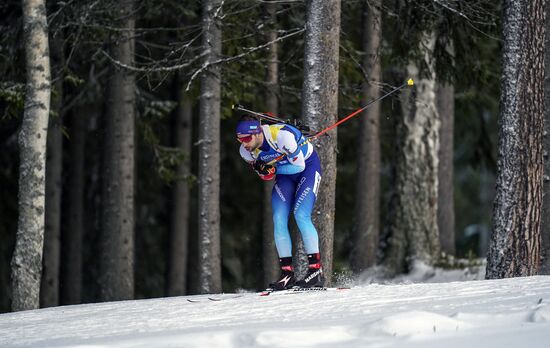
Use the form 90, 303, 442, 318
384, 31, 440, 276
302, 0, 340, 286
541, 0, 550, 275
99, 0, 136, 301
11, 0, 51, 312
486, 0, 545, 278
262, 0, 280, 287
436, 79, 456, 256
167, 75, 193, 296
40, 34, 64, 308
351, 0, 382, 274
198, 0, 222, 294
81, 99, 103, 302
61, 104, 88, 305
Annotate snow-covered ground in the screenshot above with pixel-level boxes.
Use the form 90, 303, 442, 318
1, 273, 550, 347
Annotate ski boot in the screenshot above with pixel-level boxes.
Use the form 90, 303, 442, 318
295, 253, 324, 288
267, 257, 295, 291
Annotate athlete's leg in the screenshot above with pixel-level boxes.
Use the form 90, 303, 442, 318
292, 155, 322, 255
271, 175, 296, 257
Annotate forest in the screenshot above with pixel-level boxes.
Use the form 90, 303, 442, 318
0, 0, 548, 313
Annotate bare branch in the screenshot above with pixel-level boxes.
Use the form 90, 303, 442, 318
433, 0, 483, 23
432, 0, 500, 40
255, 0, 304, 3
100, 49, 207, 73
185, 27, 305, 91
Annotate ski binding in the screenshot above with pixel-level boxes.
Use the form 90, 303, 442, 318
259, 286, 349, 296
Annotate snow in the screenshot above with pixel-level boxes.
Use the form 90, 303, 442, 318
1, 274, 550, 347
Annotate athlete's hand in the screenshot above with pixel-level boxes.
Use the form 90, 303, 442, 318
258, 166, 276, 180
252, 160, 276, 180
253, 160, 275, 175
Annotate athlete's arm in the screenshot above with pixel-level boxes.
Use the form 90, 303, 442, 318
275, 129, 306, 175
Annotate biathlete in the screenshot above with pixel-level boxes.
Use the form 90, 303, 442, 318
236, 115, 324, 290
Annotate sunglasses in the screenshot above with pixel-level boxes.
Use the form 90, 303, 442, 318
237, 135, 254, 143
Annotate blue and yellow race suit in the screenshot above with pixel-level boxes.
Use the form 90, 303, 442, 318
239, 124, 322, 258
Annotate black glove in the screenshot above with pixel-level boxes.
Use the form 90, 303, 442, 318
253, 159, 275, 175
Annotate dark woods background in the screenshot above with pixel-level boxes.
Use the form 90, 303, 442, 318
0, 0, 500, 312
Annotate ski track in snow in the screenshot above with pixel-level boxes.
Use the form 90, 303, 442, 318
1, 276, 550, 347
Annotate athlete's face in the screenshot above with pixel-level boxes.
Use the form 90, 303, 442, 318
237, 132, 263, 151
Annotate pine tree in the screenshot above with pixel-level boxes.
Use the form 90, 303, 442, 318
262, 0, 280, 287
197, 0, 223, 294
541, 0, 550, 275
437, 68, 456, 256
351, 0, 382, 274
486, 0, 545, 278
384, 31, 440, 276
61, 103, 89, 305
99, 0, 136, 301
302, 0, 341, 285
167, 72, 193, 296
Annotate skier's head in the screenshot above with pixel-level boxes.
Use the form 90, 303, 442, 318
236, 115, 264, 151
236, 115, 261, 135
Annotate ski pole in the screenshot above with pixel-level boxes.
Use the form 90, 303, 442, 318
265, 79, 414, 165
309, 79, 414, 141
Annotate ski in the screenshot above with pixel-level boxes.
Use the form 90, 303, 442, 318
207, 295, 245, 302
259, 287, 350, 297
186, 294, 245, 303
186, 287, 351, 302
